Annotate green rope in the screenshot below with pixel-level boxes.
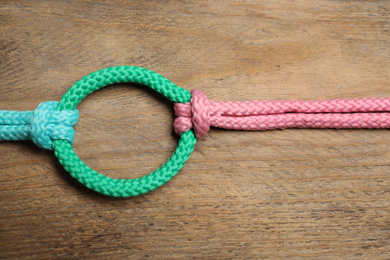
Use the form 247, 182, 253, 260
53, 66, 197, 197
57, 66, 191, 110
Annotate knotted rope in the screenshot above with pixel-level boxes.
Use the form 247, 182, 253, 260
0, 101, 79, 149
1, 66, 389, 197
174, 89, 390, 138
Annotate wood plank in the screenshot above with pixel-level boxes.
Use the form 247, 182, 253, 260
1, 0, 389, 258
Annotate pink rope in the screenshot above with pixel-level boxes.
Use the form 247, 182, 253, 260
174, 89, 390, 138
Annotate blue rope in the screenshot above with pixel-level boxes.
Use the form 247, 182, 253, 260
0, 101, 79, 150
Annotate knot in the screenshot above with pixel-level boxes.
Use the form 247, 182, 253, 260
29, 101, 79, 150
174, 89, 210, 138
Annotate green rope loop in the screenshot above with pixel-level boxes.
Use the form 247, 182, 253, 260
53, 66, 197, 197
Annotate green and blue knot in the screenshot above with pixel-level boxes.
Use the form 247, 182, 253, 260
0, 101, 79, 150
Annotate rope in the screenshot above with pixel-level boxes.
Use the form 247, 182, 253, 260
57, 66, 191, 110
2, 66, 390, 198
0, 101, 79, 149
53, 131, 196, 197
53, 66, 197, 197
174, 89, 390, 137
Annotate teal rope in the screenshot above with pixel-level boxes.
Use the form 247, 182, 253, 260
0, 111, 32, 140
0, 101, 79, 149
53, 66, 197, 197
0, 110, 32, 124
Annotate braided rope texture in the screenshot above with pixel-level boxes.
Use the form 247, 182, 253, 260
174, 90, 390, 136
0, 101, 79, 149
0, 111, 32, 141
57, 66, 191, 111
53, 66, 197, 197
53, 131, 196, 197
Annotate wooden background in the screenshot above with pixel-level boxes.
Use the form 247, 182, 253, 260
1, 0, 389, 259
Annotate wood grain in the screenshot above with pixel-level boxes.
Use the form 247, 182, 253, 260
1, 0, 389, 259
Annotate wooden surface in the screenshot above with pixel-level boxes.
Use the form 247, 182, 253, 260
1, 0, 389, 259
